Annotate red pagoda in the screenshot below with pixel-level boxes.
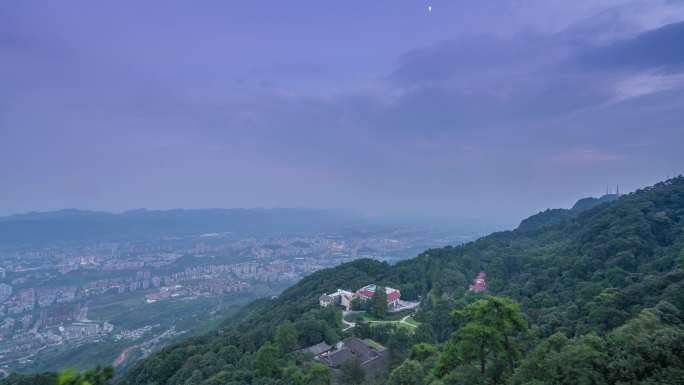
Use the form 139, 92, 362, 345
468, 271, 486, 293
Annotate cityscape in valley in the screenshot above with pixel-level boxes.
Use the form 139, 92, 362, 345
0, 215, 475, 374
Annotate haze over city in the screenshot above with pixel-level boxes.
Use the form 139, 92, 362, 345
2, 0, 683, 223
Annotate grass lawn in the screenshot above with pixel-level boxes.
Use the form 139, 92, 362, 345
363, 316, 418, 333
404, 316, 420, 327
360, 310, 412, 322
393, 322, 417, 332
364, 339, 386, 351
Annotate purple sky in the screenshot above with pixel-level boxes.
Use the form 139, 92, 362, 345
2, 0, 683, 224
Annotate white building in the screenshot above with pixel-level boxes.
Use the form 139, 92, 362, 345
0, 284, 12, 302
320, 285, 401, 311
319, 289, 355, 311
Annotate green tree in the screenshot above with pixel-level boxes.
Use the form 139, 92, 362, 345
433, 340, 460, 377
510, 332, 569, 384
57, 367, 113, 385
388, 328, 412, 366
275, 321, 298, 352
454, 322, 501, 374
676, 246, 684, 269
0, 373, 56, 385
486, 296, 529, 372
183, 370, 203, 385
452, 296, 527, 374
253, 341, 280, 378
288, 369, 307, 385
587, 287, 628, 330
388, 360, 424, 385
511, 333, 608, 385
339, 356, 365, 385
428, 300, 455, 341
605, 309, 684, 385
304, 363, 332, 385
219, 345, 241, 365
320, 306, 343, 329
410, 343, 438, 362
413, 323, 436, 344
370, 286, 387, 318
353, 320, 371, 339
351, 297, 367, 311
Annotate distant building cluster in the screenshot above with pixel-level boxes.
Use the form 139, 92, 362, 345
0, 225, 455, 370
0, 319, 113, 362
319, 284, 401, 311
0, 284, 12, 302
113, 324, 156, 341
60, 321, 113, 340
144, 279, 249, 304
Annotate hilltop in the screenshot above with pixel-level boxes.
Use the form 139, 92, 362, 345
516, 193, 619, 232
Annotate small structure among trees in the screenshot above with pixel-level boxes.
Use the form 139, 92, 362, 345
468, 271, 487, 293
312, 337, 389, 383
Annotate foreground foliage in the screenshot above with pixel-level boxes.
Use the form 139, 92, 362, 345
1, 367, 113, 385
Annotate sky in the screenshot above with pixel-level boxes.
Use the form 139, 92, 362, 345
1, 0, 684, 225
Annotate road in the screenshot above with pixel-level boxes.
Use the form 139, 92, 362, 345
366, 314, 418, 329
342, 310, 360, 331
113, 344, 140, 368
342, 310, 419, 331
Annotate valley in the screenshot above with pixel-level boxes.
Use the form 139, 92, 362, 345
0, 213, 469, 374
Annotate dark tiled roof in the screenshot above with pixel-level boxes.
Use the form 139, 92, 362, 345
344, 338, 377, 363
298, 342, 332, 356
316, 338, 385, 369
321, 347, 353, 367
362, 349, 389, 379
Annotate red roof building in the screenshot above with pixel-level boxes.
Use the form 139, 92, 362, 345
468, 271, 486, 293
321, 284, 402, 311
355, 284, 400, 306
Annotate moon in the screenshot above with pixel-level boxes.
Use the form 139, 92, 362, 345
428, 5, 432, 12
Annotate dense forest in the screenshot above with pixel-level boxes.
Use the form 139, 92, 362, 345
4, 177, 684, 385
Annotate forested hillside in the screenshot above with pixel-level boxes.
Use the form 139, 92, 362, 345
4, 177, 684, 385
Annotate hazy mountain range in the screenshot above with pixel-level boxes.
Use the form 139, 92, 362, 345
0, 208, 363, 246
0, 193, 623, 247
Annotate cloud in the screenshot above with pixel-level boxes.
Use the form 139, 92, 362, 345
2, 0, 684, 219
575, 20, 684, 71
389, 35, 548, 86
553, 149, 625, 164
611, 71, 684, 102
384, 16, 684, 134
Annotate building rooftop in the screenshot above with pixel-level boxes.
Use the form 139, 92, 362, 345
316, 338, 381, 368
298, 341, 332, 356
469, 271, 487, 292
356, 285, 400, 302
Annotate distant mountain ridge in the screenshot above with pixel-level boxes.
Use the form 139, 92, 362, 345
570, 193, 620, 212
0, 208, 362, 246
